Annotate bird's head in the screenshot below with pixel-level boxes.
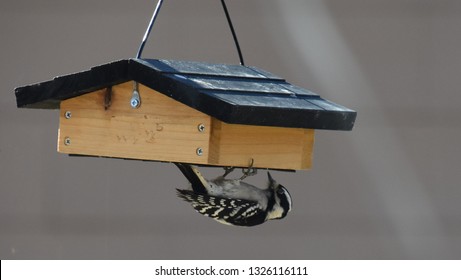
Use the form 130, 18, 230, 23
266, 172, 292, 220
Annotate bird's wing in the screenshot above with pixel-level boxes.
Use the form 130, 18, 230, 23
176, 189, 266, 226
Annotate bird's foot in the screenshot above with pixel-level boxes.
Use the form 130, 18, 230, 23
240, 158, 258, 180
222, 166, 235, 178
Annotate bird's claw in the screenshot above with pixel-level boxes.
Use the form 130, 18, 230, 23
240, 158, 258, 180
222, 166, 235, 178
222, 159, 257, 180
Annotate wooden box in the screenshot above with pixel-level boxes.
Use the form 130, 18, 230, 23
58, 82, 314, 170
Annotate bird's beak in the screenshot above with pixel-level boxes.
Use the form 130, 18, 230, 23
267, 171, 276, 187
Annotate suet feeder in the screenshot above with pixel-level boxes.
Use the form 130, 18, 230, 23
14, 2, 356, 171
15, 59, 355, 170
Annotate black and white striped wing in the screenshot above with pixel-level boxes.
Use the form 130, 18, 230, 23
176, 189, 267, 226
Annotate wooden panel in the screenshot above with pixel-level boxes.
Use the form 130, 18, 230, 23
58, 82, 211, 164
209, 119, 314, 170
168, 75, 293, 94
58, 80, 314, 170
147, 59, 276, 79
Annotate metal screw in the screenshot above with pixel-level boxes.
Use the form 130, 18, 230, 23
196, 147, 204, 156
64, 137, 71, 146
64, 111, 72, 119
130, 85, 141, 109
198, 123, 205, 132
130, 97, 140, 108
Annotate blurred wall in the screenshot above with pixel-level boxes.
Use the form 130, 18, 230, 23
1, 0, 460, 259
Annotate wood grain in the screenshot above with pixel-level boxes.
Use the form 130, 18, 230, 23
58, 81, 314, 170
208, 119, 314, 170
58, 82, 212, 164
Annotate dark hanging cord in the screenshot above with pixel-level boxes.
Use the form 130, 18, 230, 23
136, 0, 165, 59
220, 0, 245, 65
136, 0, 244, 65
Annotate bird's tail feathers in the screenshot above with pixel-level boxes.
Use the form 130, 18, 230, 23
174, 163, 208, 194
176, 188, 197, 202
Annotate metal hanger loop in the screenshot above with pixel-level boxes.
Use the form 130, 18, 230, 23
135, 0, 245, 65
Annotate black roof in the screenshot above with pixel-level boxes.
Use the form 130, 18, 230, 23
15, 58, 356, 130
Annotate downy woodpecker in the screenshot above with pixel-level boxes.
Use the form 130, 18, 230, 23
175, 163, 292, 226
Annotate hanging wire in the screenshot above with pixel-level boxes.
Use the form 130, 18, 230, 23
136, 0, 165, 59
136, 0, 245, 66
220, 0, 245, 65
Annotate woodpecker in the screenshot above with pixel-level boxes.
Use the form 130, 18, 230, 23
175, 163, 292, 226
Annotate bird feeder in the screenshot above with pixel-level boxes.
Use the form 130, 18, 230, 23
15, 58, 356, 170
14, 0, 356, 171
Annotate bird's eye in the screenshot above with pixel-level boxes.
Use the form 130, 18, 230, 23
277, 188, 285, 195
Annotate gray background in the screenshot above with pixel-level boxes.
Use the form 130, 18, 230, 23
1, 0, 460, 259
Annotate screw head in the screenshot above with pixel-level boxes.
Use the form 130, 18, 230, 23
64, 137, 71, 146
130, 98, 140, 108
198, 124, 205, 132
196, 147, 204, 156
64, 111, 72, 119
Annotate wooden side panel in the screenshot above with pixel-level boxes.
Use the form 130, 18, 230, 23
58, 81, 314, 170
58, 82, 211, 164
209, 119, 314, 170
